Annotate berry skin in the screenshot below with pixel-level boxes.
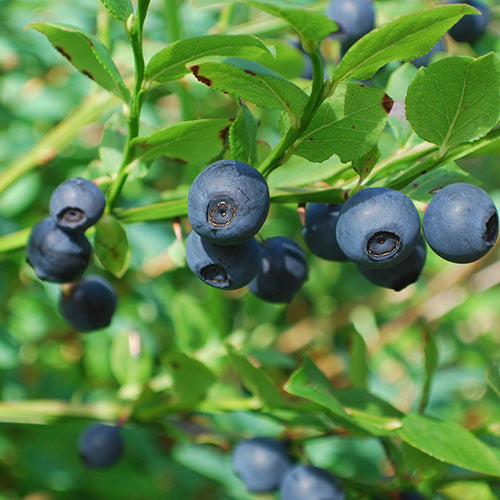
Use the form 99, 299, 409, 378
187, 160, 270, 246
59, 275, 118, 331
357, 235, 426, 291
280, 465, 345, 500
185, 231, 261, 290
248, 236, 308, 303
231, 437, 291, 493
78, 423, 123, 468
447, 1, 490, 43
422, 183, 498, 263
302, 203, 348, 261
326, 0, 375, 44
26, 216, 92, 283
49, 177, 106, 232
336, 188, 421, 269
411, 38, 445, 67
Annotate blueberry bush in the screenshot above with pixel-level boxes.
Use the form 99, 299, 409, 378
1, 0, 500, 498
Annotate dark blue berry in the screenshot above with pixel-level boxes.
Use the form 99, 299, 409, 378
188, 160, 270, 246
248, 236, 308, 303
185, 231, 261, 290
49, 177, 105, 232
280, 465, 345, 500
357, 235, 426, 291
60, 275, 118, 331
231, 437, 290, 493
302, 203, 348, 261
26, 216, 92, 283
336, 188, 421, 269
422, 183, 498, 263
411, 38, 446, 67
78, 423, 123, 468
326, 0, 375, 44
400, 490, 425, 500
447, 1, 490, 43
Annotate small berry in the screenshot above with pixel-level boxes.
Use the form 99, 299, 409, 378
78, 423, 123, 468
326, 0, 375, 44
447, 0, 490, 44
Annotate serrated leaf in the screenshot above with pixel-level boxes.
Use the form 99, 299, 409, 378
332, 4, 479, 82
227, 345, 283, 407
190, 57, 308, 116
27, 22, 130, 102
129, 119, 231, 165
145, 34, 271, 82
284, 83, 392, 163
100, 0, 133, 21
229, 101, 259, 164
405, 54, 500, 151
94, 214, 131, 278
398, 414, 500, 477
349, 330, 369, 389
166, 351, 216, 409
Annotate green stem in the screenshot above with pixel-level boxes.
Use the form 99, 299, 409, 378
259, 49, 327, 177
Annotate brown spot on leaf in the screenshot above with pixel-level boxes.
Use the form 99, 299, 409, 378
382, 94, 394, 113
190, 65, 212, 86
244, 69, 257, 76
429, 186, 444, 194
219, 124, 230, 144
308, 137, 314, 141
171, 157, 188, 164
139, 141, 150, 149
55, 46, 72, 61
352, 125, 356, 129
82, 70, 94, 80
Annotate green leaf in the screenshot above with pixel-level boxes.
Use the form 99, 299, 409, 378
285, 83, 392, 163
332, 4, 479, 82
352, 146, 381, 180
94, 214, 131, 278
398, 414, 500, 477
145, 34, 271, 82
284, 355, 349, 418
405, 54, 500, 152
129, 119, 231, 165
486, 361, 500, 398
27, 22, 130, 102
190, 57, 308, 116
349, 330, 369, 389
227, 345, 283, 407
99, 0, 133, 21
165, 351, 216, 409
440, 481, 497, 500
115, 199, 188, 223
270, 185, 345, 204
229, 101, 259, 165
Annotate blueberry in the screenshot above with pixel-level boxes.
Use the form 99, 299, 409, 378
400, 490, 425, 500
336, 188, 421, 269
302, 203, 348, 261
422, 183, 498, 263
326, 0, 375, 44
447, 1, 490, 43
280, 464, 345, 500
26, 216, 92, 283
231, 437, 290, 493
59, 275, 118, 331
357, 234, 426, 291
49, 177, 106, 232
188, 160, 270, 246
248, 236, 308, 303
411, 38, 446, 67
78, 423, 123, 468
185, 230, 261, 290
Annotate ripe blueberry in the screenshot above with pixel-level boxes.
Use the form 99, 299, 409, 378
248, 236, 308, 303
188, 160, 270, 246
326, 0, 375, 44
422, 182, 498, 263
26, 216, 92, 283
357, 235, 426, 291
231, 437, 290, 493
302, 203, 348, 261
400, 490, 425, 500
59, 275, 118, 331
447, 1, 490, 43
280, 464, 345, 500
336, 188, 421, 269
411, 38, 446, 67
49, 177, 106, 232
78, 423, 123, 468
185, 230, 261, 290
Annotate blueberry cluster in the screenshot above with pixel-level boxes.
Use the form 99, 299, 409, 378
231, 437, 345, 500
303, 184, 498, 292
78, 422, 123, 468
186, 160, 309, 302
26, 177, 118, 331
